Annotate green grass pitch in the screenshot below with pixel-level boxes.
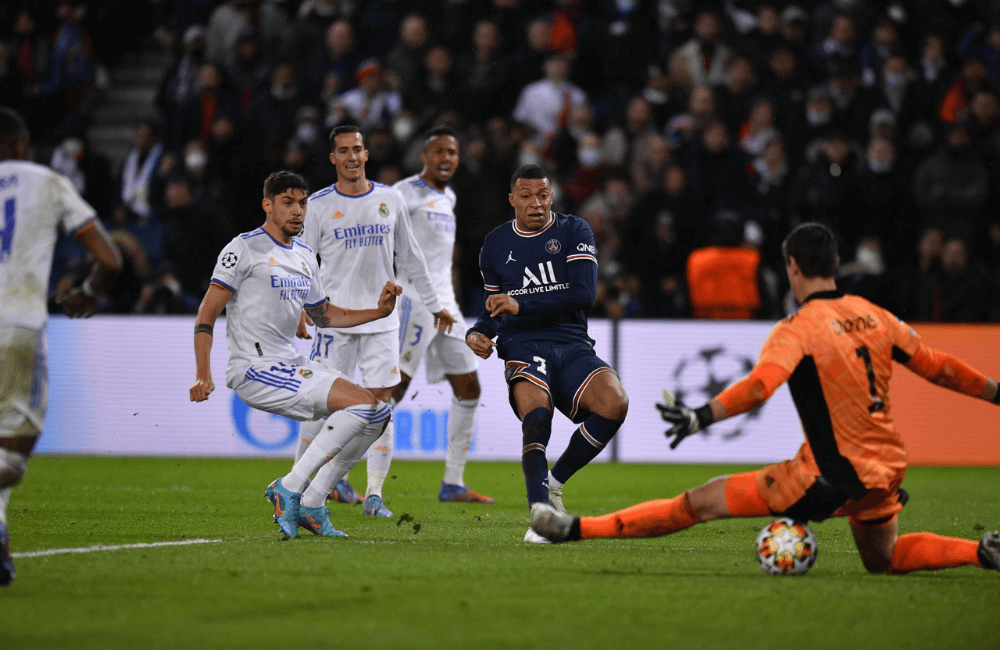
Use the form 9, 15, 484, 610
3, 458, 998, 649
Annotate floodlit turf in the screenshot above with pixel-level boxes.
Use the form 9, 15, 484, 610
3, 458, 998, 649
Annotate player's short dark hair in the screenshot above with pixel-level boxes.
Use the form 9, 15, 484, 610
782, 222, 839, 278
510, 164, 550, 190
423, 125, 458, 147
329, 124, 365, 152
263, 171, 309, 199
0, 106, 29, 145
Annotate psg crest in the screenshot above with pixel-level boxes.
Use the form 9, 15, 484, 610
545, 239, 561, 254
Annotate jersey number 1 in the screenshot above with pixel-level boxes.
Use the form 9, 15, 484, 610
855, 346, 885, 414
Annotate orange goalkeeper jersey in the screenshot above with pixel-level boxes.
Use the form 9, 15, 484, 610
716, 290, 987, 498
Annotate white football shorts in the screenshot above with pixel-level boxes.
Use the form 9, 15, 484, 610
235, 354, 343, 422
0, 325, 48, 438
311, 328, 401, 389
397, 296, 477, 384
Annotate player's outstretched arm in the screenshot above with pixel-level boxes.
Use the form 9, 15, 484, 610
57, 220, 123, 318
900, 343, 1000, 404
190, 284, 231, 402
307, 281, 402, 329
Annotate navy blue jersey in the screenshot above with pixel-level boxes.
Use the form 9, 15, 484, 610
469, 212, 598, 351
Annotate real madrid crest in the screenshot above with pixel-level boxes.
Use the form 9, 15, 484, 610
298, 368, 313, 378
545, 239, 561, 254
301, 261, 309, 275
379, 202, 389, 217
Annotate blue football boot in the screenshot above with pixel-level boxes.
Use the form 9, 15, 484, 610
438, 482, 495, 504
298, 504, 348, 538
265, 478, 301, 538
362, 494, 393, 518
0, 521, 15, 586
328, 478, 363, 504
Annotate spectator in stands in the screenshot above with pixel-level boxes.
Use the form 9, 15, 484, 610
669, 10, 733, 89
407, 45, 460, 126
37, 2, 98, 119
158, 25, 206, 150
866, 56, 922, 140
226, 28, 272, 110
790, 130, 861, 250
639, 65, 687, 128
920, 238, 995, 322
666, 85, 717, 156
855, 136, 917, 267
748, 135, 793, 265
384, 14, 429, 96
510, 18, 553, 93
50, 132, 115, 219
118, 120, 164, 222
939, 56, 992, 125
513, 54, 587, 146
244, 62, 303, 166
738, 99, 780, 157
956, 22, 1000, 84
886, 226, 943, 320
838, 236, 891, 308
630, 134, 672, 196
304, 20, 359, 106
686, 211, 763, 319
329, 59, 402, 131
913, 123, 989, 237
683, 119, 751, 223
715, 56, 758, 137
204, 0, 252, 68
456, 19, 513, 127
859, 19, 902, 88
807, 13, 857, 81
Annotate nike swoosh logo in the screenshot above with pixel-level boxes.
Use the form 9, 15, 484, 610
305, 515, 320, 530
274, 495, 286, 516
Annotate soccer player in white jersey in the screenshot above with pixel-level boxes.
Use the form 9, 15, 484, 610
296, 125, 456, 518
390, 126, 493, 504
189, 171, 401, 539
0, 107, 123, 585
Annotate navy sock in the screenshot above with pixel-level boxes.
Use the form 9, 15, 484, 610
521, 407, 553, 505
551, 413, 623, 485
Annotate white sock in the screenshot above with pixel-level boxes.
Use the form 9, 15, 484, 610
365, 419, 394, 498
548, 470, 563, 492
0, 448, 28, 524
444, 396, 478, 486
303, 402, 391, 507
283, 405, 374, 493
0, 486, 10, 525
295, 418, 325, 463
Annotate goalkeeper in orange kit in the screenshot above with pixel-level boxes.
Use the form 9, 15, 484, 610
531, 222, 1000, 575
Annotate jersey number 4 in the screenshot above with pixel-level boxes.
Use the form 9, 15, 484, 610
0, 198, 15, 262
855, 346, 885, 414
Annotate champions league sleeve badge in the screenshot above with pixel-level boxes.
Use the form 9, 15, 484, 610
221, 252, 238, 268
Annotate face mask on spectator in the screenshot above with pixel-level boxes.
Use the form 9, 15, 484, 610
856, 246, 885, 275
888, 5, 906, 22
185, 150, 208, 172
578, 146, 602, 169
884, 72, 908, 88
393, 116, 415, 142
271, 84, 297, 101
807, 109, 831, 126
296, 124, 318, 143
868, 156, 893, 173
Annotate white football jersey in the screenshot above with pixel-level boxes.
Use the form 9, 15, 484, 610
393, 174, 464, 338
210, 227, 327, 388
301, 181, 442, 334
0, 159, 97, 330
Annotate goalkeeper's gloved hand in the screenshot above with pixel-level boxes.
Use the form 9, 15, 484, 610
656, 390, 714, 449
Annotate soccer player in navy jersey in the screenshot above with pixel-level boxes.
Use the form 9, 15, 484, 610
466, 164, 629, 543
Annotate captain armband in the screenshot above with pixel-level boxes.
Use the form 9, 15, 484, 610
194, 323, 214, 337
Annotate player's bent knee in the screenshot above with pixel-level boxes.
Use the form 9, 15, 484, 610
521, 407, 553, 451
0, 448, 29, 488
688, 477, 731, 521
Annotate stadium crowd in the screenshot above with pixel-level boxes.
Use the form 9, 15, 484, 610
4, 0, 1000, 321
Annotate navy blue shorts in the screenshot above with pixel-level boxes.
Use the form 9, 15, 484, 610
501, 339, 615, 424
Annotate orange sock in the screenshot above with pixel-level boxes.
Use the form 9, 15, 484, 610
580, 493, 701, 539
888, 532, 981, 574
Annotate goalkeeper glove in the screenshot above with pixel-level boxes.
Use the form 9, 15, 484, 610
656, 390, 715, 449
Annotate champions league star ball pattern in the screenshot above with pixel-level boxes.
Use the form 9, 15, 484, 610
668, 346, 763, 441
755, 518, 818, 575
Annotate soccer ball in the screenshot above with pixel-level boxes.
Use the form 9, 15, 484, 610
755, 518, 818, 575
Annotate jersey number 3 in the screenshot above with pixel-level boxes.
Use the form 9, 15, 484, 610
0, 198, 15, 262
855, 346, 885, 414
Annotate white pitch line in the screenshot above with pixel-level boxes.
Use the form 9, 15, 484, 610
12, 538, 222, 558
